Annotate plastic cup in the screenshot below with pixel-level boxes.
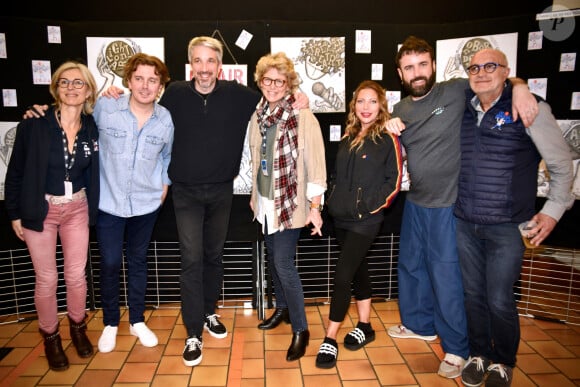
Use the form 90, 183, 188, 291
518, 221, 537, 249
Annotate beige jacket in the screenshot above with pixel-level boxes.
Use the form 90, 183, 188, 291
249, 108, 327, 230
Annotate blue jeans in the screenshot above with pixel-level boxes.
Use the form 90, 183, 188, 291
456, 219, 524, 367
264, 227, 307, 332
172, 182, 233, 337
96, 208, 160, 326
398, 200, 469, 359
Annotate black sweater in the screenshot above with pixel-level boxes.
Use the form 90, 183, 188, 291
4, 107, 100, 231
160, 80, 260, 185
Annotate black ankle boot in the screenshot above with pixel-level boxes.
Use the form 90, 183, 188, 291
40, 328, 69, 371
286, 329, 309, 361
257, 308, 290, 330
69, 315, 94, 358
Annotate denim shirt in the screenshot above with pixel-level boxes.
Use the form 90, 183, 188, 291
93, 95, 174, 217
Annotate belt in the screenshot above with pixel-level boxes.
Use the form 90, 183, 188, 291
45, 189, 86, 205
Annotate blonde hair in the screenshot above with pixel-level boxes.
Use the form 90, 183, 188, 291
344, 80, 390, 150
188, 36, 223, 64
254, 52, 300, 94
49, 61, 98, 114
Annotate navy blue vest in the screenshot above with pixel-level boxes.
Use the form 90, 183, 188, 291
454, 83, 541, 224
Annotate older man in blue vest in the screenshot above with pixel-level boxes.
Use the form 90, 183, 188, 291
455, 48, 574, 387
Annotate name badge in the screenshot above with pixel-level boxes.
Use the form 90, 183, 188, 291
64, 181, 73, 199
261, 159, 268, 176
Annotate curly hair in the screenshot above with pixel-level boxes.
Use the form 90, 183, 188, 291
254, 52, 300, 94
344, 80, 390, 151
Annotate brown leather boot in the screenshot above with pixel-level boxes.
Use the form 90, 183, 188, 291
40, 328, 69, 371
69, 315, 94, 358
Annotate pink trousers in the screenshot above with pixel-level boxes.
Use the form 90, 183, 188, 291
22, 198, 89, 333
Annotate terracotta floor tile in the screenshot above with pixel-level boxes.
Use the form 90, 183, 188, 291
264, 350, 297, 369
6, 332, 41, 348
527, 340, 575, 358
11, 376, 42, 386
265, 368, 303, 387
151, 374, 191, 387
373, 363, 416, 385
75, 369, 118, 387
156, 355, 192, 375
303, 373, 342, 387
241, 358, 264, 379
189, 365, 228, 386
1, 305, 579, 386
38, 364, 85, 385
414, 373, 457, 386
512, 366, 538, 387
517, 353, 558, 374
520, 324, 552, 341
365, 346, 404, 365
0, 347, 32, 366
243, 340, 264, 359
403, 352, 441, 373
19, 356, 49, 376
165, 338, 187, 356
126, 343, 165, 363
87, 351, 129, 369
549, 358, 580, 379
115, 362, 157, 383
202, 347, 231, 365
546, 328, 580, 346
391, 337, 433, 353
336, 359, 375, 380
529, 372, 576, 386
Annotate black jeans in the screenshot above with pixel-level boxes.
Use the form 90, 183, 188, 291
172, 182, 233, 337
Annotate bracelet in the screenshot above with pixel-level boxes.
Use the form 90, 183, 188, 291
310, 203, 323, 212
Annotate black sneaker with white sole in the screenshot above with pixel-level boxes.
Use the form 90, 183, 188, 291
182, 336, 203, 367
204, 313, 227, 339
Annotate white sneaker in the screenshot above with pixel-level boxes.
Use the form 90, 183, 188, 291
438, 353, 466, 379
130, 322, 158, 347
98, 325, 118, 353
387, 324, 437, 341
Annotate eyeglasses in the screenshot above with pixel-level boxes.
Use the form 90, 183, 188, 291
466, 62, 507, 75
261, 77, 286, 87
57, 78, 86, 89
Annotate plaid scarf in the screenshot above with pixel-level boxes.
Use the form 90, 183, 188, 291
256, 94, 298, 230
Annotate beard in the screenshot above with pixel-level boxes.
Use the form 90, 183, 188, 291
402, 72, 436, 98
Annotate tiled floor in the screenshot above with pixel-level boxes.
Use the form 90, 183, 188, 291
1, 300, 579, 386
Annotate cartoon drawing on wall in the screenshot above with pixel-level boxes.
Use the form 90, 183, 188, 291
435, 32, 518, 82
271, 37, 345, 113
86, 37, 164, 95
233, 127, 252, 195
0, 122, 18, 201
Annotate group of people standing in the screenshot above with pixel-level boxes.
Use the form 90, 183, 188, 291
6, 34, 574, 387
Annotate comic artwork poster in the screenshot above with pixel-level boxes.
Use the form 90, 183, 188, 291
270, 37, 346, 113
86, 37, 164, 96
435, 33, 518, 82
0, 122, 19, 200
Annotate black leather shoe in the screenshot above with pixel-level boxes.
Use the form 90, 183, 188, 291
69, 315, 94, 358
40, 328, 69, 371
286, 330, 309, 361
257, 308, 290, 330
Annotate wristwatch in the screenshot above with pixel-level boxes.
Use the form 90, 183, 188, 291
310, 202, 323, 212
